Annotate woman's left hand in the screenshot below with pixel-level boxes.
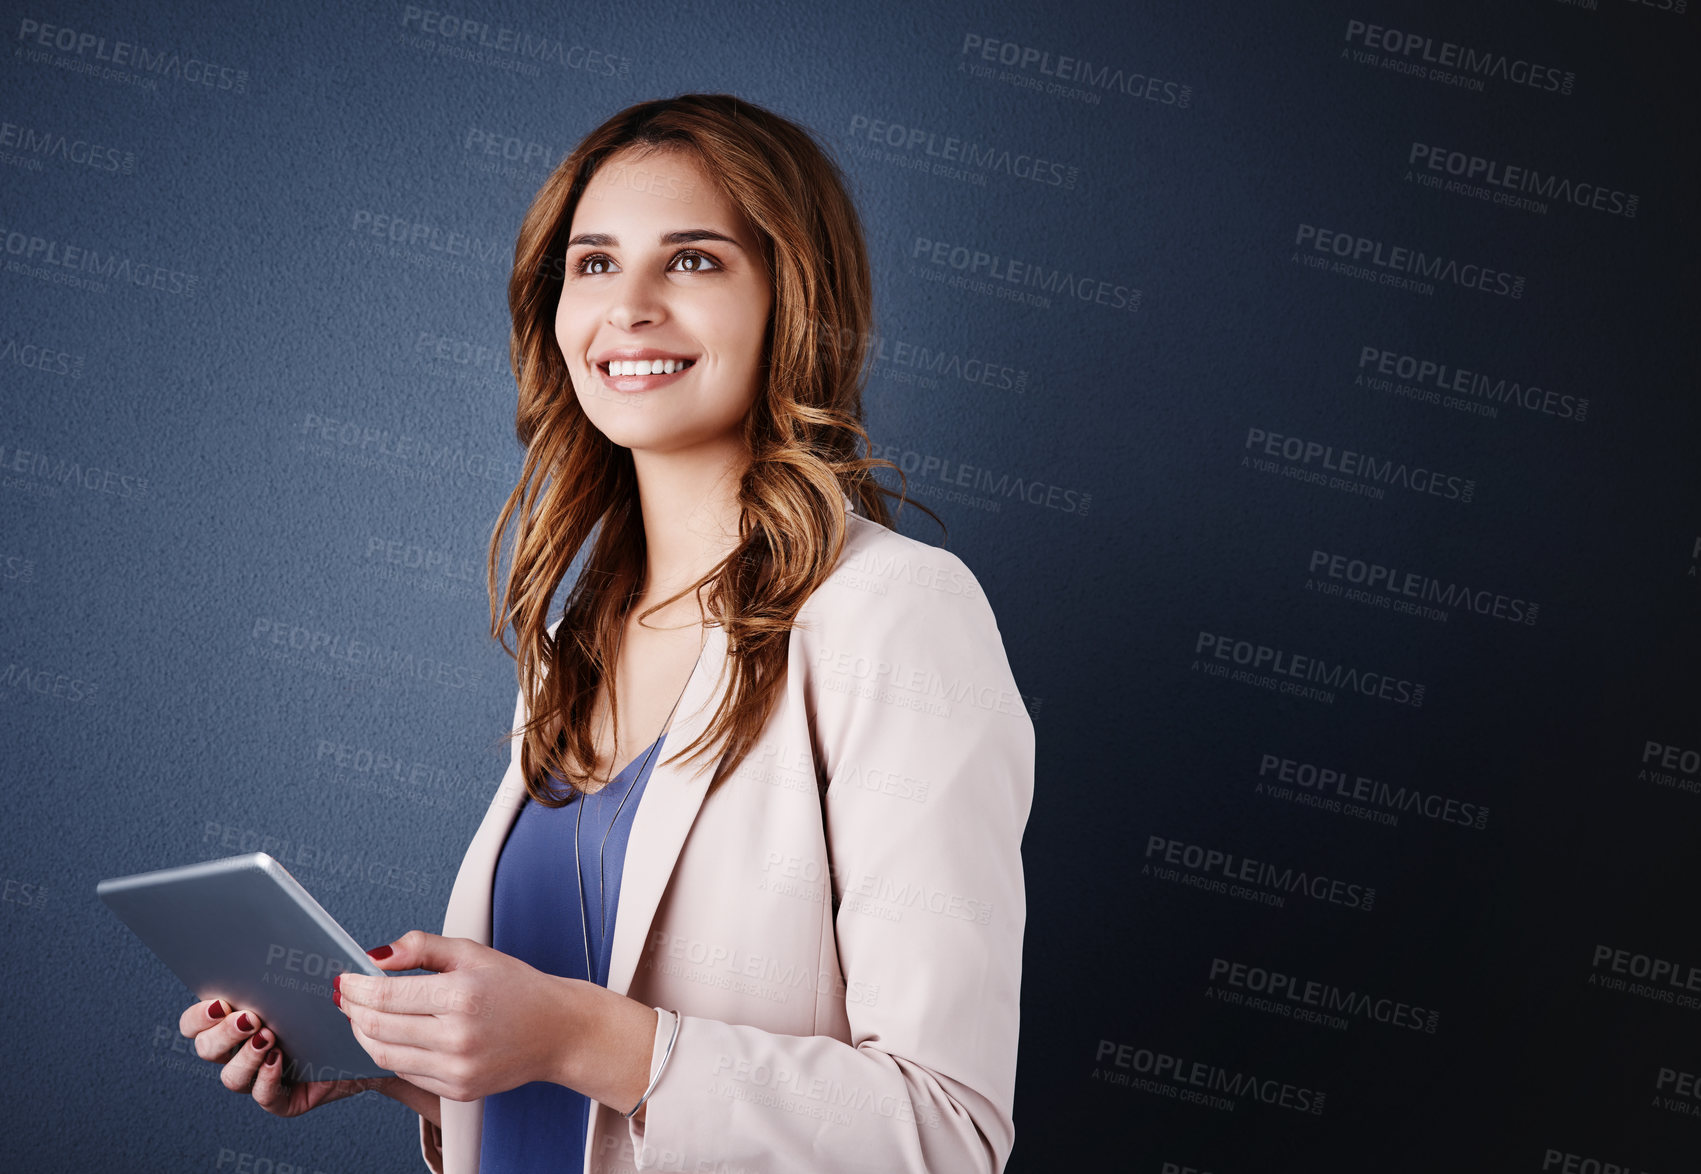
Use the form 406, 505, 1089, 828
335, 930, 583, 1103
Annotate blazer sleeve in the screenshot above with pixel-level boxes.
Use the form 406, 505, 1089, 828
624, 549, 1036, 1173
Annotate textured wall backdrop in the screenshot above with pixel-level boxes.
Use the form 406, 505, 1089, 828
3, 1, 1698, 1171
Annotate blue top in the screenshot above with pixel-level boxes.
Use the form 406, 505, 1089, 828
478, 731, 667, 1174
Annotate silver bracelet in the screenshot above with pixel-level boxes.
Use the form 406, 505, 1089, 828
622, 1009, 681, 1119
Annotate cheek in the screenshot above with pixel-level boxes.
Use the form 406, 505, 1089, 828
719, 306, 771, 372
554, 305, 589, 372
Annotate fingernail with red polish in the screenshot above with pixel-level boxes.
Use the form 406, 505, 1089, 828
207, 1000, 226, 1020
235, 1013, 253, 1032
333, 988, 342, 1010
367, 944, 393, 961
265, 1049, 280, 1066
252, 1033, 269, 1051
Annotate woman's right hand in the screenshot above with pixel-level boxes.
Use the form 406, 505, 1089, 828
177, 998, 394, 1118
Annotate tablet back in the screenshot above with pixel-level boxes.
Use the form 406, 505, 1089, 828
98, 852, 391, 1083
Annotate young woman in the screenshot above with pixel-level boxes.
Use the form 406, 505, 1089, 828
179, 93, 1034, 1174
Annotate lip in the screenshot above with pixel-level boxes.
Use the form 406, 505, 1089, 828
592, 347, 698, 367
593, 349, 698, 392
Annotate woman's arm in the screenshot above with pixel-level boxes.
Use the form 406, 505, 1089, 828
552, 982, 661, 1123
339, 938, 660, 1123
379, 1074, 442, 1129
342, 940, 662, 1174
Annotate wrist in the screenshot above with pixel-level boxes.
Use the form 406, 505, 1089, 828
378, 1075, 441, 1127
549, 977, 658, 1117
548, 976, 595, 1091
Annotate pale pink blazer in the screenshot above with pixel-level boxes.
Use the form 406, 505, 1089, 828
418, 499, 1035, 1174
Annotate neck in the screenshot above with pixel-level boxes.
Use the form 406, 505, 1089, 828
630, 436, 749, 621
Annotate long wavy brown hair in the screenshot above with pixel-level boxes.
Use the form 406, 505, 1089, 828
487, 93, 938, 805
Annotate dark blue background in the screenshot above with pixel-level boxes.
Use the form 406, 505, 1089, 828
3, 1, 1696, 1170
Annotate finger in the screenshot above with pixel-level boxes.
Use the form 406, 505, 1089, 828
383, 1068, 456, 1104
347, 1017, 447, 1082
250, 1044, 290, 1112
195, 1007, 264, 1062
342, 999, 460, 1052
339, 971, 483, 1019
220, 1024, 275, 1094
179, 998, 228, 1038
362, 929, 466, 976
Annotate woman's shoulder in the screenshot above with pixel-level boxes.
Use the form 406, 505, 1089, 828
800, 508, 1030, 728
802, 510, 1002, 641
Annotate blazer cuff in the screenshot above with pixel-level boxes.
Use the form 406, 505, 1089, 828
418, 1112, 445, 1174
625, 1006, 681, 1166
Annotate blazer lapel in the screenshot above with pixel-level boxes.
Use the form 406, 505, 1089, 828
440, 738, 530, 946
441, 621, 729, 966
448, 496, 847, 953
604, 619, 729, 999
434, 618, 733, 1174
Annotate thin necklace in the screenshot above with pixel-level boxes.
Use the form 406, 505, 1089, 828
573, 623, 708, 985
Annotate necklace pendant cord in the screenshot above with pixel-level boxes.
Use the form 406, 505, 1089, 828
573, 627, 709, 986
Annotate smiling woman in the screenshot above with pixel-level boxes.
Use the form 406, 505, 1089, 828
176, 93, 1034, 1174
556, 150, 774, 461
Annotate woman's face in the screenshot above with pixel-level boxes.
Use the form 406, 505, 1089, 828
556, 145, 773, 456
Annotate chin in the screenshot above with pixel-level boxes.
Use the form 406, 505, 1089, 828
581, 399, 755, 456
586, 416, 715, 455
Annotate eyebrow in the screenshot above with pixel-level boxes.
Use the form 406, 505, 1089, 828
565, 229, 744, 250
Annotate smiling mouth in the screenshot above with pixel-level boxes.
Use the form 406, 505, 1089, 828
598, 358, 696, 377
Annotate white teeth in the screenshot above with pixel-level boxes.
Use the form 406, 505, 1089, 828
607, 359, 692, 376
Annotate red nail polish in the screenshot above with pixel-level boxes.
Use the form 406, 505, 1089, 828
367, 944, 393, 961
252, 1033, 269, 1051
333, 988, 342, 1009
207, 1000, 226, 1020
333, 973, 343, 994
235, 1013, 253, 1032
265, 1048, 280, 1066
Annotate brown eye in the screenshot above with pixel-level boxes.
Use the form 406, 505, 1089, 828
672, 250, 719, 272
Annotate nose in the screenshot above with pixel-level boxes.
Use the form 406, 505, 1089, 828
606, 266, 667, 333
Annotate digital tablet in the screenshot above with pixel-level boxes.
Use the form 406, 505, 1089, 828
98, 852, 393, 1084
